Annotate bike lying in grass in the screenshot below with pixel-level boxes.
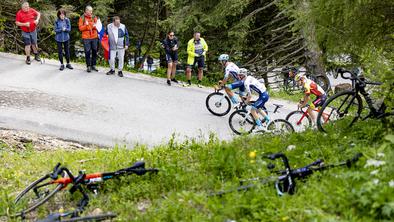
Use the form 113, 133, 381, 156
228, 103, 294, 135
317, 68, 393, 132
212, 152, 362, 196
12, 161, 158, 219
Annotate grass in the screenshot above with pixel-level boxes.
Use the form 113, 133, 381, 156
0, 119, 393, 221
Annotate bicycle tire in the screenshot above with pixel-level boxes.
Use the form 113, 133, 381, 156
14, 175, 64, 217
228, 109, 255, 135
267, 119, 294, 135
317, 90, 363, 132
61, 213, 117, 222
205, 92, 231, 116
285, 110, 312, 132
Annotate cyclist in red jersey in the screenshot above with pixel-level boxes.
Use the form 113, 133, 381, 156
295, 73, 327, 124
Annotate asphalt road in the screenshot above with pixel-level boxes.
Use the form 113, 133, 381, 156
0, 53, 297, 147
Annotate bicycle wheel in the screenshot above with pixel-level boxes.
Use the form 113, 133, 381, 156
285, 110, 312, 132
228, 110, 255, 135
206, 92, 231, 116
267, 119, 294, 135
62, 213, 117, 222
317, 90, 363, 132
283, 79, 301, 95
14, 175, 64, 216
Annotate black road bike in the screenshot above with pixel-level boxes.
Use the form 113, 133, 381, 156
317, 68, 393, 132
212, 152, 362, 196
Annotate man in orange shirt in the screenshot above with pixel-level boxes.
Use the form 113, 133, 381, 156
78, 5, 99, 73
15, 1, 41, 65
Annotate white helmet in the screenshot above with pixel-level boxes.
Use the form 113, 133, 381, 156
218, 54, 229, 61
238, 68, 248, 77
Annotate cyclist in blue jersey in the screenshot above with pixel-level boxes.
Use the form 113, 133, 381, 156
227, 71, 270, 132
217, 54, 246, 106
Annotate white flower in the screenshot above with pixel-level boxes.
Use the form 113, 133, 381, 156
372, 179, 379, 185
287, 145, 296, 151
377, 152, 385, 158
370, 170, 379, 175
389, 180, 394, 188
364, 159, 386, 168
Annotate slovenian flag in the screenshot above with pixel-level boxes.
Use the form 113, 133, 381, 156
96, 18, 109, 61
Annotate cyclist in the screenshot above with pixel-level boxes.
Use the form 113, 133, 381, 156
295, 73, 327, 124
227, 71, 270, 133
217, 54, 246, 107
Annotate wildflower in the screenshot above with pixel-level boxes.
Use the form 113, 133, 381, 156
370, 170, 379, 175
389, 180, 394, 188
372, 179, 379, 185
377, 152, 385, 158
364, 159, 386, 168
287, 145, 296, 151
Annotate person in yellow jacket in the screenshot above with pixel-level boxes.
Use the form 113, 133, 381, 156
184, 32, 208, 87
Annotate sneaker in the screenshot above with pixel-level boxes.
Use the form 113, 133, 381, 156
87, 66, 91, 73
26, 56, 31, 65
171, 78, 179, 83
252, 125, 266, 133
197, 84, 203, 88
106, 70, 115, 75
182, 82, 191, 87
59, 64, 65, 71
66, 64, 73, 69
34, 54, 41, 62
91, 66, 99, 72
167, 79, 171, 86
118, 71, 123, 77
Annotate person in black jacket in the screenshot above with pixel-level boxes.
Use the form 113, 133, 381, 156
161, 31, 179, 86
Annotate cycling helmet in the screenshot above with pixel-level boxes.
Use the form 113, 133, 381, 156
238, 68, 248, 77
218, 54, 229, 61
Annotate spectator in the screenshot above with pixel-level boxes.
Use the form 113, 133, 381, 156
147, 55, 153, 72
161, 31, 179, 85
106, 16, 129, 77
185, 32, 208, 88
15, 1, 41, 65
78, 5, 99, 73
54, 9, 73, 71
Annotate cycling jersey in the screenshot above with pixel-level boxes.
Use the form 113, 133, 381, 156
244, 76, 267, 95
224, 62, 240, 81
303, 78, 325, 97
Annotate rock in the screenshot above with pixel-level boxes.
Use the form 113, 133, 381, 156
334, 83, 352, 94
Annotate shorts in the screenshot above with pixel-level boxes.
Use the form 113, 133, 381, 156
166, 52, 178, 63
252, 91, 269, 111
227, 80, 246, 95
187, 56, 204, 68
22, 30, 38, 46
310, 94, 327, 109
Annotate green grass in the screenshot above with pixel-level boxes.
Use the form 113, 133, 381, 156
0, 119, 393, 221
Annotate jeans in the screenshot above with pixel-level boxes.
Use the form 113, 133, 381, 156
83, 38, 98, 67
57, 40, 70, 64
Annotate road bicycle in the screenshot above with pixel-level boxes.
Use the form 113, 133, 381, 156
205, 86, 251, 116
228, 103, 294, 135
285, 105, 331, 132
212, 152, 362, 196
12, 161, 158, 218
317, 68, 393, 132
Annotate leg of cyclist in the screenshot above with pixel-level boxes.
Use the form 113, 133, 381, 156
252, 91, 270, 132
226, 81, 244, 106
308, 95, 326, 124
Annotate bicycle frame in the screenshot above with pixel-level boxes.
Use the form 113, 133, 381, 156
297, 107, 330, 125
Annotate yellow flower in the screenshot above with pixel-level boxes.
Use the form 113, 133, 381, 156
249, 151, 257, 159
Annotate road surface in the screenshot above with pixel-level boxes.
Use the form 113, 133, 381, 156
0, 53, 297, 147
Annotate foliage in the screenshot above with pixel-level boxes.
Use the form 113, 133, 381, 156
0, 120, 393, 221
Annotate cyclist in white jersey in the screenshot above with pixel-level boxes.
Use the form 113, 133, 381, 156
227, 72, 270, 132
217, 54, 246, 105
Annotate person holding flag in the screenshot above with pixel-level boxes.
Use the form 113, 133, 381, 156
78, 5, 99, 73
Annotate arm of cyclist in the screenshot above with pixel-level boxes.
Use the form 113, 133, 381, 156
298, 94, 310, 108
